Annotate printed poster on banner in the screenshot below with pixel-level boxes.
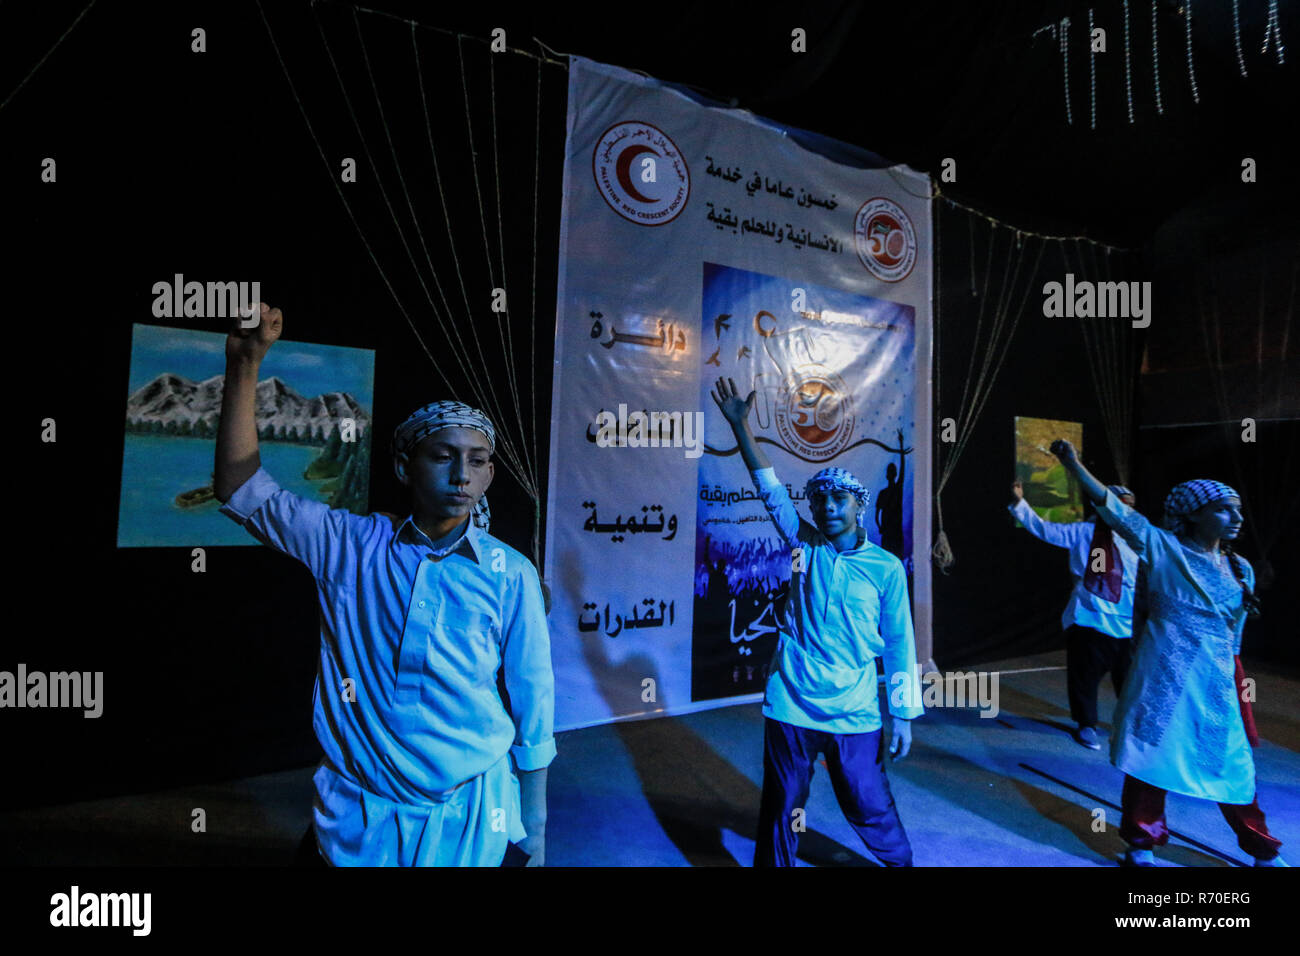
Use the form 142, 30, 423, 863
545, 56, 932, 730
693, 263, 915, 702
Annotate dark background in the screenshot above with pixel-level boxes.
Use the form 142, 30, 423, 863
3, 0, 1296, 809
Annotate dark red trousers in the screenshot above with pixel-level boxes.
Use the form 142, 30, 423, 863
1120, 775, 1282, 860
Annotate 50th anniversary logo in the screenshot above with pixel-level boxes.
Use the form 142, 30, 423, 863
854, 197, 917, 282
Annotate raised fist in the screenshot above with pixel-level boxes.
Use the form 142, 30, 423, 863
1049, 439, 1078, 464
226, 302, 283, 365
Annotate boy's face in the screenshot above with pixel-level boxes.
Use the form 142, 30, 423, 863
810, 489, 860, 537
396, 426, 494, 523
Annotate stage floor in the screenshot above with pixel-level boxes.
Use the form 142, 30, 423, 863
4, 651, 1297, 866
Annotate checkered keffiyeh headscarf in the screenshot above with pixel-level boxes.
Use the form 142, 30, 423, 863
804, 467, 871, 528
1163, 479, 1239, 535
392, 400, 494, 530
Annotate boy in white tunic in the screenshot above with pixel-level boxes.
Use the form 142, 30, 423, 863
1008, 479, 1140, 749
713, 378, 924, 867
1050, 439, 1285, 867
215, 304, 555, 866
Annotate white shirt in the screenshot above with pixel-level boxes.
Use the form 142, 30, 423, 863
751, 467, 923, 734
220, 467, 555, 863
1009, 497, 1138, 638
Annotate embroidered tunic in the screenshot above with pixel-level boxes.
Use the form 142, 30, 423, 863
1096, 490, 1256, 803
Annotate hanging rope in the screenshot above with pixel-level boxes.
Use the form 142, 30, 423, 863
935, 189, 1130, 252
338, 8, 474, 397
319, 3, 540, 511
0, 0, 99, 114
263, 1, 1134, 580
528, 47, 546, 568
1064, 237, 1137, 484
258, 0, 559, 570
348, 7, 540, 511
485, 40, 536, 487
345, 2, 566, 64
932, 201, 951, 571
1196, 273, 1263, 558
1194, 253, 1300, 579
951, 235, 1048, 480
1095, 240, 1138, 483
407, 25, 499, 404
932, 203, 1050, 570
256, 0, 443, 402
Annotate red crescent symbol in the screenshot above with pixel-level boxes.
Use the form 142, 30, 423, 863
615, 145, 658, 203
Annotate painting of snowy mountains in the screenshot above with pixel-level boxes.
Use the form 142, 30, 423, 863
117, 324, 376, 547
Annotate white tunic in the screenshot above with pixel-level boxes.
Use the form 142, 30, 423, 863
1096, 490, 1256, 803
1009, 498, 1139, 637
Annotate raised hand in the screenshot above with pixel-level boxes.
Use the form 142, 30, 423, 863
1049, 438, 1078, 465
226, 302, 283, 366
1012, 479, 1024, 501
711, 377, 756, 429
1050, 438, 1107, 505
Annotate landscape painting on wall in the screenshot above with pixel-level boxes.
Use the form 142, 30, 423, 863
1014, 416, 1084, 524
117, 324, 376, 547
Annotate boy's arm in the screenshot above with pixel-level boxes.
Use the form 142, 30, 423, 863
215, 303, 280, 502
710, 376, 771, 472
517, 768, 547, 866
881, 560, 923, 759
1050, 441, 1152, 555
501, 563, 556, 866
1008, 479, 1084, 549
214, 303, 363, 579
711, 377, 803, 544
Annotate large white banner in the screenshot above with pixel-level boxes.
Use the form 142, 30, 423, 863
546, 57, 932, 730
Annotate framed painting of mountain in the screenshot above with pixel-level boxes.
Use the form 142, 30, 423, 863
116, 324, 376, 548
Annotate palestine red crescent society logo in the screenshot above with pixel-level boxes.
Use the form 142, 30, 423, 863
592, 121, 690, 226
854, 197, 917, 282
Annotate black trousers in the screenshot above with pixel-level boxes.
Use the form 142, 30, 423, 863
754, 717, 912, 867
1065, 624, 1133, 728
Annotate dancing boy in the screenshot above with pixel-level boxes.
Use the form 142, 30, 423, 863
215, 303, 555, 866
1008, 478, 1139, 749
713, 378, 923, 866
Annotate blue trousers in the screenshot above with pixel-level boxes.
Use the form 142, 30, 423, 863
754, 718, 913, 866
